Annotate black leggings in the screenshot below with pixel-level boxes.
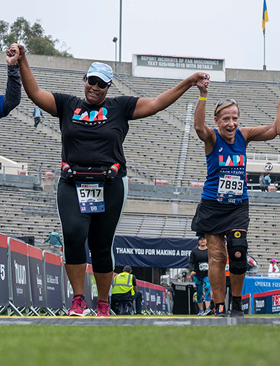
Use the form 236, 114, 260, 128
57, 176, 128, 272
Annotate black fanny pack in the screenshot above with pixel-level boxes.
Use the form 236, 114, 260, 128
72, 165, 108, 182
61, 162, 120, 183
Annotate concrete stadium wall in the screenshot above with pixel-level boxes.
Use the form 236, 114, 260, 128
226, 68, 280, 83
2, 50, 280, 82
247, 160, 280, 174
0, 51, 132, 74
124, 200, 196, 216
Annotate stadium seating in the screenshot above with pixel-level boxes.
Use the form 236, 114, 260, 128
0, 61, 280, 275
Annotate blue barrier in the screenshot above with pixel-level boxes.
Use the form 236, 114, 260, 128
242, 276, 280, 313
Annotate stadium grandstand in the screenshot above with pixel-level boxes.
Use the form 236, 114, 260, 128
1, 51, 280, 277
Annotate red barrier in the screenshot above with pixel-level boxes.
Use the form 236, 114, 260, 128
0, 233, 9, 306
9, 238, 31, 308
3, 231, 170, 315
28, 245, 47, 308
43, 251, 63, 309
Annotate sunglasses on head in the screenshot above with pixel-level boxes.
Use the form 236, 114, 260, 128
87, 76, 110, 89
214, 99, 238, 115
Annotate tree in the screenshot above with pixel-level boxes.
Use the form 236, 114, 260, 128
0, 20, 9, 50
0, 17, 72, 57
28, 36, 59, 56
10, 17, 30, 45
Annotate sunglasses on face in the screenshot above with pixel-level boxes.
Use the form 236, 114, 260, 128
214, 99, 238, 116
87, 76, 110, 89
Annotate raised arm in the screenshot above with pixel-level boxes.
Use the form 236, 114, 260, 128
13, 44, 57, 116
2, 46, 21, 116
241, 97, 280, 143
193, 78, 216, 153
132, 72, 209, 120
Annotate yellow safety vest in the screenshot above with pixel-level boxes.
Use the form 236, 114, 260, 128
112, 272, 135, 296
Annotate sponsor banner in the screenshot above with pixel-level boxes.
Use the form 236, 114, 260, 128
136, 280, 145, 313
62, 261, 73, 309
62, 259, 96, 311
28, 245, 47, 308
113, 236, 198, 268
44, 252, 63, 309
161, 290, 166, 313
149, 284, 157, 312
9, 238, 31, 307
85, 264, 98, 310
266, 289, 280, 314
154, 284, 164, 312
242, 276, 280, 313
0, 234, 9, 306
144, 282, 150, 312
254, 292, 267, 314
137, 55, 224, 71
241, 293, 251, 314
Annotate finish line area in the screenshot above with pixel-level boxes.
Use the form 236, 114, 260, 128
0, 316, 280, 326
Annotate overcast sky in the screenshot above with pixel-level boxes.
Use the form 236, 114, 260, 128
1, 0, 279, 71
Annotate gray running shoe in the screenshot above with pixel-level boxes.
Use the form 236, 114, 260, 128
203, 307, 214, 316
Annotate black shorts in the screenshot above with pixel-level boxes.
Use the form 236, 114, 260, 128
57, 175, 128, 272
191, 198, 249, 235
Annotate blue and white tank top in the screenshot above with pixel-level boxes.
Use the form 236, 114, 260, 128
201, 128, 248, 204
0, 95, 5, 118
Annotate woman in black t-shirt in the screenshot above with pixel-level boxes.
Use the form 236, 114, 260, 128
189, 235, 212, 316
14, 42, 209, 317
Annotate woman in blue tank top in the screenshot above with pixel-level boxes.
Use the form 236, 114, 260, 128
191, 77, 280, 317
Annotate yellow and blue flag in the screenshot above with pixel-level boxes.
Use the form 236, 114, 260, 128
262, 0, 269, 36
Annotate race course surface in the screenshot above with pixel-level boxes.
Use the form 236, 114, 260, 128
0, 316, 280, 326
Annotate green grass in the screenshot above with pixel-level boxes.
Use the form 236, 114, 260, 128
0, 324, 279, 366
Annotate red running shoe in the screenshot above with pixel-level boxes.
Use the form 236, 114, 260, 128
96, 300, 110, 317
68, 296, 90, 316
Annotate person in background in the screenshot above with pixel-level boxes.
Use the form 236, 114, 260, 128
0, 45, 21, 119
247, 254, 259, 276
268, 258, 279, 277
189, 235, 213, 316
111, 265, 143, 315
264, 173, 271, 191
259, 173, 266, 192
166, 282, 175, 314
166, 282, 175, 297
14, 42, 209, 317
33, 105, 43, 128
191, 77, 280, 317
42, 228, 63, 255
181, 270, 187, 282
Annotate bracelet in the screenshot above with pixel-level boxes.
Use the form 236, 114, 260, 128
199, 96, 207, 101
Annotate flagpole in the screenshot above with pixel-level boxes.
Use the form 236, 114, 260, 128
119, 0, 122, 62
263, 35, 266, 70
262, 0, 268, 71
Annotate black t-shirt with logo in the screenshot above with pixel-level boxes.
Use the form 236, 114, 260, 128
189, 247, 209, 278
53, 93, 139, 176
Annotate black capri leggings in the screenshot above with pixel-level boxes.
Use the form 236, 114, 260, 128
57, 175, 128, 272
